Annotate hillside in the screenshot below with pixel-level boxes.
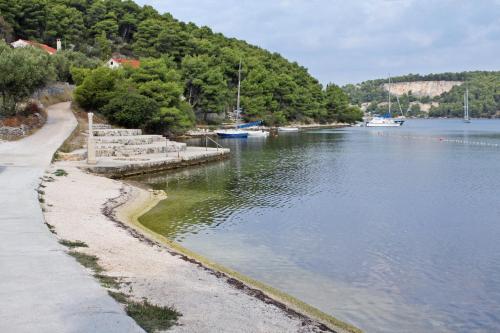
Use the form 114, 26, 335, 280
0, 0, 362, 132
382, 81, 462, 98
343, 71, 500, 118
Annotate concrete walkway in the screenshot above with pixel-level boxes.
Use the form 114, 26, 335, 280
0, 103, 143, 333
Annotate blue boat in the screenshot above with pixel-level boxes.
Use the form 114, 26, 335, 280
216, 129, 249, 138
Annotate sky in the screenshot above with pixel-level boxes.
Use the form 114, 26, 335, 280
135, 0, 500, 85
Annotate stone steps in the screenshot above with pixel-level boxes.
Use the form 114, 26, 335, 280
96, 141, 187, 157
94, 135, 165, 145
93, 128, 142, 137
93, 124, 112, 130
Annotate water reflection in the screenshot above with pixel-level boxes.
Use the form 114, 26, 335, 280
133, 120, 500, 333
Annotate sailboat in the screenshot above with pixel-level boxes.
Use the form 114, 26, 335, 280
366, 75, 404, 127
464, 85, 471, 123
217, 60, 249, 138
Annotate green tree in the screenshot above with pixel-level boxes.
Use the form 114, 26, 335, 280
91, 11, 119, 39
181, 55, 227, 119
0, 41, 55, 116
73, 66, 120, 110
52, 51, 100, 82
0, 16, 14, 42
148, 104, 195, 134
44, 4, 85, 45
323, 84, 362, 124
133, 19, 164, 57
101, 91, 158, 128
96, 31, 112, 60
13, 0, 47, 40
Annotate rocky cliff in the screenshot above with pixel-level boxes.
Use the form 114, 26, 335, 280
382, 81, 462, 97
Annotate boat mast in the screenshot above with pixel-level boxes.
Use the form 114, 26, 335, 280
388, 75, 392, 117
236, 60, 242, 114
464, 90, 467, 120
464, 83, 469, 121
465, 85, 470, 120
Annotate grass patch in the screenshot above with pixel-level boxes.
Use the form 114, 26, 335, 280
125, 300, 180, 333
95, 274, 121, 289
67, 251, 119, 288
45, 222, 57, 234
108, 291, 181, 332
108, 290, 129, 304
68, 249, 181, 331
38, 197, 45, 203
67, 251, 103, 273
53, 169, 68, 177
59, 239, 88, 248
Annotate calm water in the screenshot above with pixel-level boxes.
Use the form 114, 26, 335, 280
135, 119, 500, 333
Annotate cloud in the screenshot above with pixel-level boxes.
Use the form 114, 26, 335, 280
135, 0, 500, 85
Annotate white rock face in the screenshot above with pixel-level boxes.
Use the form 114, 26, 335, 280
383, 81, 462, 97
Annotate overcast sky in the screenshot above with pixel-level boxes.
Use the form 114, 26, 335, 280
135, 0, 500, 85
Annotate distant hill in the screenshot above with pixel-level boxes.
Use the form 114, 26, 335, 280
343, 71, 500, 118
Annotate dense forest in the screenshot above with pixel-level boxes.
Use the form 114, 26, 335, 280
0, 0, 362, 133
343, 71, 500, 118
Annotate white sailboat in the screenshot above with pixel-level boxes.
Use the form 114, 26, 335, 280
464, 85, 471, 123
366, 75, 404, 127
278, 127, 299, 132
217, 60, 249, 138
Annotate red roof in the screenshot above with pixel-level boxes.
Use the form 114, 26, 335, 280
112, 58, 141, 68
23, 40, 57, 55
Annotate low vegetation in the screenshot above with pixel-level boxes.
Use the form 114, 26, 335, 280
58, 239, 88, 249
107, 291, 181, 333
53, 169, 68, 177
65, 247, 180, 331
44, 222, 56, 234
67, 251, 103, 273
124, 299, 180, 333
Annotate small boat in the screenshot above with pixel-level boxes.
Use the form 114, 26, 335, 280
464, 85, 471, 123
366, 75, 404, 127
278, 127, 299, 132
217, 61, 249, 139
216, 129, 248, 138
247, 130, 269, 137
366, 117, 403, 127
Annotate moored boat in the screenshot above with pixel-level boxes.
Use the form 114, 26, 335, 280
366, 117, 403, 127
247, 130, 269, 137
216, 60, 250, 139
365, 75, 404, 127
278, 127, 299, 132
216, 129, 249, 138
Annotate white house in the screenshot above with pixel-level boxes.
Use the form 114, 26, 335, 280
106, 58, 140, 69
10, 39, 60, 55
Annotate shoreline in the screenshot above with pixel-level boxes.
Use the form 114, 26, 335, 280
42, 163, 360, 333
114, 180, 359, 333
